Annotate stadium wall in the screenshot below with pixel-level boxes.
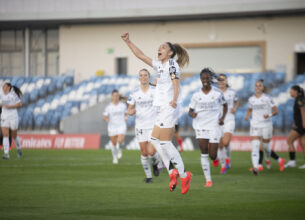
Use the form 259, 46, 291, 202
3, 134, 302, 152
59, 15, 305, 82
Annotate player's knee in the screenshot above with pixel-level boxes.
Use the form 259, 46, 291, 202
287, 137, 294, 145
223, 140, 229, 146
210, 154, 217, 160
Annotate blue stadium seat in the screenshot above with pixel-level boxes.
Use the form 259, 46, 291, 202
64, 75, 74, 86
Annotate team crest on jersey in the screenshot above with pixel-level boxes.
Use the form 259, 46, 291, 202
169, 66, 176, 74
212, 96, 215, 100
169, 66, 177, 80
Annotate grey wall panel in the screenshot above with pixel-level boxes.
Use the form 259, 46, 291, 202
62, 100, 109, 134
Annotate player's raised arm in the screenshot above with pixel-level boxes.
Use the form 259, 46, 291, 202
121, 32, 152, 67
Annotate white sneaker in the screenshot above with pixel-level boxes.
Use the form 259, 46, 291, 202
113, 157, 118, 164
298, 163, 305, 169
284, 160, 296, 168
117, 148, 122, 159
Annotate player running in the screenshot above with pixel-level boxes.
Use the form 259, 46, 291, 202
1, 81, 23, 159
103, 89, 127, 164
127, 69, 162, 183
244, 79, 285, 175
122, 32, 192, 194
189, 68, 227, 187
285, 85, 305, 169
217, 73, 238, 174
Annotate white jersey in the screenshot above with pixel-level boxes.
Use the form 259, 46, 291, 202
103, 102, 127, 128
152, 58, 180, 106
248, 93, 276, 128
189, 86, 226, 130
222, 88, 238, 123
0, 89, 21, 120
127, 85, 156, 129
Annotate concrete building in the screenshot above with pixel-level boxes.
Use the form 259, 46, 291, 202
1, 0, 305, 82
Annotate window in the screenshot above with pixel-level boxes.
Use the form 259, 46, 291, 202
30, 29, 59, 76
116, 57, 127, 75
296, 53, 305, 75
46, 29, 59, 76
0, 30, 24, 76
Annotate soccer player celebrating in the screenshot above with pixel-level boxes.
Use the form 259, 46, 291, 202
103, 89, 127, 164
244, 79, 285, 175
122, 32, 192, 194
127, 68, 162, 183
1, 81, 23, 159
217, 74, 238, 174
285, 85, 305, 169
189, 68, 227, 187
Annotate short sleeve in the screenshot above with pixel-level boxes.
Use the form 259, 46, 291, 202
248, 98, 253, 109
297, 97, 305, 108
268, 96, 276, 107
12, 91, 21, 104
189, 93, 196, 109
127, 92, 135, 105
233, 91, 238, 101
103, 105, 109, 116
123, 103, 127, 112
169, 59, 180, 80
152, 60, 160, 72
219, 92, 226, 105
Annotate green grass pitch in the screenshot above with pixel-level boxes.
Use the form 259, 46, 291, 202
0, 149, 305, 220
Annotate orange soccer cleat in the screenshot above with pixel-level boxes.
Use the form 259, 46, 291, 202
213, 159, 219, 167
278, 158, 285, 172
169, 169, 179, 192
204, 180, 213, 187
181, 172, 192, 195
220, 167, 227, 174
225, 158, 231, 169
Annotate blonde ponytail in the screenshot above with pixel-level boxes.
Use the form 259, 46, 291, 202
173, 43, 189, 68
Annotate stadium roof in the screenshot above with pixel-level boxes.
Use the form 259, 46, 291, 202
0, 0, 305, 28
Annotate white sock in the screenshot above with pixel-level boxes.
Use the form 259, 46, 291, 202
201, 154, 211, 181
251, 140, 260, 168
3, 137, 9, 155
226, 144, 231, 159
160, 140, 187, 178
111, 144, 118, 160
150, 137, 170, 174
149, 152, 159, 166
219, 147, 226, 168
141, 155, 152, 178
14, 137, 21, 150
116, 142, 120, 150
216, 148, 220, 161
262, 142, 271, 160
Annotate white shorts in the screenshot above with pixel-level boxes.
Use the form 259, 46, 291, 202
155, 105, 179, 128
135, 128, 152, 143
1, 117, 19, 130
108, 125, 126, 137
220, 120, 235, 137
250, 125, 273, 139
195, 127, 221, 143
